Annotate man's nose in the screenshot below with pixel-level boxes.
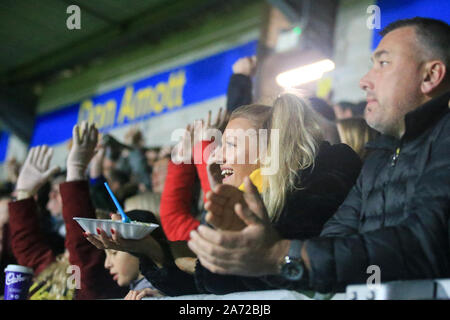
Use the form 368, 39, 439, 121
359, 70, 374, 92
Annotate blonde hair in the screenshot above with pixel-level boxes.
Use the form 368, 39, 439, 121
124, 191, 162, 222
230, 93, 323, 221
337, 117, 377, 160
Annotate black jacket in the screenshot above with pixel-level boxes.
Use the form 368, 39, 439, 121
140, 141, 362, 296
273, 91, 450, 293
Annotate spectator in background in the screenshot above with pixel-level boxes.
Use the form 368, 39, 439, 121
145, 147, 161, 168
108, 168, 138, 201
88, 143, 138, 213
151, 155, 169, 194
116, 127, 152, 191
46, 173, 66, 238
336, 117, 378, 160
159, 141, 202, 241
5, 160, 67, 255
124, 153, 170, 221
9, 122, 126, 299
123, 192, 162, 222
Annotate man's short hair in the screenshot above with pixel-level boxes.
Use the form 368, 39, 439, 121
380, 17, 450, 71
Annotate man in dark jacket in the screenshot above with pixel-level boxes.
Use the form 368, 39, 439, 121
187, 17, 450, 294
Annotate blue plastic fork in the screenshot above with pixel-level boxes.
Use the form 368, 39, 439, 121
104, 181, 130, 223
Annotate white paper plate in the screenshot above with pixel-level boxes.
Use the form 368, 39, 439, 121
73, 217, 159, 240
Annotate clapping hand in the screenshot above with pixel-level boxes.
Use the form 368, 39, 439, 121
189, 177, 285, 277
204, 183, 247, 231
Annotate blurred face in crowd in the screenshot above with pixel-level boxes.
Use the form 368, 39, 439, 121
218, 118, 259, 188
359, 26, 429, 137
102, 157, 116, 178
109, 180, 121, 194
104, 249, 141, 287
151, 158, 169, 193
145, 150, 159, 167
47, 176, 65, 217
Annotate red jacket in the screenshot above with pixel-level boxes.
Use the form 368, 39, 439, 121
160, 140, 213, 241
8, 180, 124, 300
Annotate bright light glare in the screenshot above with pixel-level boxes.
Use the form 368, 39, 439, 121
276, 59, 335, 88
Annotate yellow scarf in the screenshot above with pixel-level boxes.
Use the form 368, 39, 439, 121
238, 168, 263, 193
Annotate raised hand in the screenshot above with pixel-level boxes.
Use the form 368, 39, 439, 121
67, 121, 99, 181
207, 107, 229, 133
172, 108, 228, 165
190, 108, 229, 147
171, 123, 194, 164
232, 56, 257, 77
15, 145, 60, 199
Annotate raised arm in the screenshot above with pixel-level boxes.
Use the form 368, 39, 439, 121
62, 122, 124, 299
226, 57, 256, 112
8, 146, 60, 274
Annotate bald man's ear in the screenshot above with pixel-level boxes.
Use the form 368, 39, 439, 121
421, 60, 447, 94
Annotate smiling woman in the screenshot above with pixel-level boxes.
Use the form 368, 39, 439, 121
217, 104, 271, 189
213, 93, 326, 222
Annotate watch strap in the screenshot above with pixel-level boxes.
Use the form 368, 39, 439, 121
288, 240, 303, 259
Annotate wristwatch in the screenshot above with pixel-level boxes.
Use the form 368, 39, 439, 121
279, 240, 305, 281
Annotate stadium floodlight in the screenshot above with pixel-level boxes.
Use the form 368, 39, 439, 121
276, 59, 335, 88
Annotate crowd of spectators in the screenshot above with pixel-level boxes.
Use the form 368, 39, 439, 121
0, 17, 449, 300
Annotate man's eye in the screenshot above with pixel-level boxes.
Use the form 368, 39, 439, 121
380, 61, 389, 66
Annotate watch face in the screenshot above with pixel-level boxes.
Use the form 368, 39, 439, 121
281, 260, 304, 281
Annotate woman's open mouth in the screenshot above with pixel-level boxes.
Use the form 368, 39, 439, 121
221, 167, 234, 181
